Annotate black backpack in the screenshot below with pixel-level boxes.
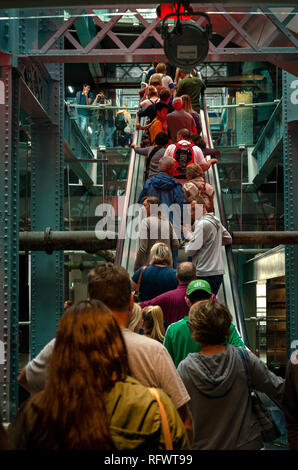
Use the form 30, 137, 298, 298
173, 143, 195, 179
115, 113, 126, 131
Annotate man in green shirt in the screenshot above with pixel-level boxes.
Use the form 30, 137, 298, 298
164, 280, 245, 367
176, 70, 206, 113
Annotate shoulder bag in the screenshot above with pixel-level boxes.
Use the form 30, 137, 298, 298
237, 348, 281, 443
148, 388, 173, 450
133, 265, 147, 303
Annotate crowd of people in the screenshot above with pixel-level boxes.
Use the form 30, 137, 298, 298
1, 63, 297, 451
75, 85, 133, 147
1, 259, 296, 451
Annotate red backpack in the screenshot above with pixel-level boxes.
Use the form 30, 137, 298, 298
173, 142, 195, 179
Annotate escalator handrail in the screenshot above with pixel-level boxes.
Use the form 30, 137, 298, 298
201, 93, 249, 347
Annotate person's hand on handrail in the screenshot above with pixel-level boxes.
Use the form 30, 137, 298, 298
136, 122, 150, 131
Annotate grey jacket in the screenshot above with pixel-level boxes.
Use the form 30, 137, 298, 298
184, 213, 232, 276
134, 146, 165, 179
178, 345, 284, 450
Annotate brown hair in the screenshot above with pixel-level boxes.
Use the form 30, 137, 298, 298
181, 94, 194, 114
31, 299, 129, 449
88, 263, 131, 311
177, 128, 191, 140
159, 89, 171, 102
186, 163, 204, 180
177, 262, 197, 284
142, 306, 165, 342
156, 63, 167, 74
188, 299, 232, 345
147, 85, 158, 97
191, 134, 206, 148
144, 196, 163, 219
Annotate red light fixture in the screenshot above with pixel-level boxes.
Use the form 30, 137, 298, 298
156, 4, 193, 21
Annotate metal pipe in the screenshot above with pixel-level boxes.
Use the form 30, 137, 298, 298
65, 261, 106, 270
18, 230, 298, 253
19, 230, 117, 252
232, 231, 298, 245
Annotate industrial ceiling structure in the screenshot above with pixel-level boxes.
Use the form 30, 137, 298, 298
1, 4, 297, 74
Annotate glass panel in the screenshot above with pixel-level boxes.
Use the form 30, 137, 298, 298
205, 90, 283, 237
65, 99, 137, 150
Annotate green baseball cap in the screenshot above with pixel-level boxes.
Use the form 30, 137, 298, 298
186, 279, 212, 297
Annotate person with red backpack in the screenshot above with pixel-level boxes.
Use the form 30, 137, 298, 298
164, 129, 218, 183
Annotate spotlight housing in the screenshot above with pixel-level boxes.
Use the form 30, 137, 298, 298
160, 6, 212, 69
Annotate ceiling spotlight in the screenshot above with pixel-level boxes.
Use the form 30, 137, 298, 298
159, 4, 212, 69
68, 86, 74, 93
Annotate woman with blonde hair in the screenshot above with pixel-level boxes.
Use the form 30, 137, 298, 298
181, 94, 202, 135
127, 303, 143, 333
140, 85, 159, 109
131, 242, 178, 302
183, 163, 214, 211
12, 299, 189, 450
149, 73, 166, 96
142, 306, 165, 343
115, 104, 132, 147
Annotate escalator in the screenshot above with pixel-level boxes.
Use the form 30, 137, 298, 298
115, 88, 249, 347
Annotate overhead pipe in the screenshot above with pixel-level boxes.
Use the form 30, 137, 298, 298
232, 231, 298, 246
18, 229, 298, 254
19, 229, 117, 253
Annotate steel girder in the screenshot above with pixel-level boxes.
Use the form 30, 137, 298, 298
8, 5, 298, 74
1, 1, 298, 7
29, 61, 65, 358
0, 52, 20, 421
282, 71, 298, 361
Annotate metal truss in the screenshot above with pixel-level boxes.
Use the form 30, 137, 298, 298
15, 5, 298, 73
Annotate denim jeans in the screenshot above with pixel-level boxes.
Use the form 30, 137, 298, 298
78, 115, 88, 133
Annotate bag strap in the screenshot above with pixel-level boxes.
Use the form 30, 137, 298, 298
237, 348, 253, 394
148, 388, 173, 450
134, 265, 147, 296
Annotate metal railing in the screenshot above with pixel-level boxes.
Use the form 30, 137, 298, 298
201, 93, 249, 346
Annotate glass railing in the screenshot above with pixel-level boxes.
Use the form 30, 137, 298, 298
206, 100, 279, 149
205, 99, 283, 237
65, 100, 138, 150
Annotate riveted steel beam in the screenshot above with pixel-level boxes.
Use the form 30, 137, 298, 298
29, 58, 65, 358
21, 47, 298, 64
0, 53, 20, 421
282, 71, 298, 361
1, 1, 298, 6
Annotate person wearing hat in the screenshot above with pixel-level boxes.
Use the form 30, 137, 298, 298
163, 279, 245, 368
